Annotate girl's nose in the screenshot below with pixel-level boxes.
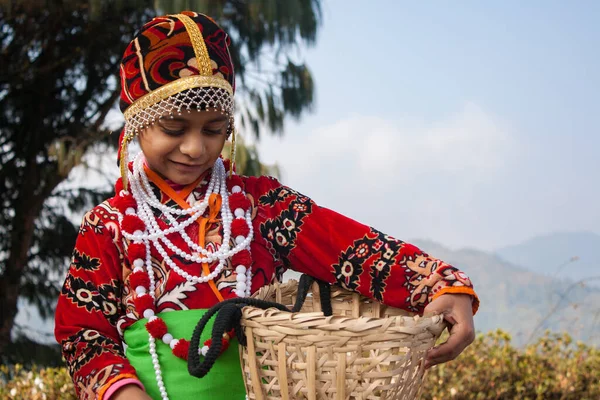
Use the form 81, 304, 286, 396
179, 132, 205, 159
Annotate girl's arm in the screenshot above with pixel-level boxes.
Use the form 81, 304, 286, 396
247, 175, 479, 315
247, 176, 479, 367
55, 207, 143, 400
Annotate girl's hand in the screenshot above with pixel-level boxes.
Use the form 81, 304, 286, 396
111, 384, 153, 400
423, 293, 475, 369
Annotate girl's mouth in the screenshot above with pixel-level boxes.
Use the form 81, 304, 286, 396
170, 160, 203, 172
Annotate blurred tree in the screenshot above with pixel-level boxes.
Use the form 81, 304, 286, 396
0, 0, 320, 360
222, 138, 281, 178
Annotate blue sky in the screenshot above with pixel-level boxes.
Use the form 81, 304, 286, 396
257, 0, 600, 250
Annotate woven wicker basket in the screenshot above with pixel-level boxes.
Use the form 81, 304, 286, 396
239, 279, 446, 400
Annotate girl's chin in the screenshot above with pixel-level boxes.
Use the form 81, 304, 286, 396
167, 173, 204, 185
145, 161, 212, 185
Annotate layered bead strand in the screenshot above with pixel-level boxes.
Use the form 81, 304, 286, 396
113, 155, 254, 400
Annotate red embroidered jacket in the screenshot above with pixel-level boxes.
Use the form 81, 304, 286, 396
55, 174, 479, 399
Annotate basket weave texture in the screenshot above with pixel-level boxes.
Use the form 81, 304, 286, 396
240, 280, 446, 400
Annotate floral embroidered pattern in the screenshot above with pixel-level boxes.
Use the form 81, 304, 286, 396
63, 276, 121, 325
62, 329, 124, 378
80, 211, 104, 236
259, 187, 313, 259
75, 364, 127, 400
258, 185, 295, 206
72, 249, 101, 271
333, 228, 402, 301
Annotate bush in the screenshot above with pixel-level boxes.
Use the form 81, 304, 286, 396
0, 364, 76, 400
422, 329, 600, 400
1, 330, 598, 399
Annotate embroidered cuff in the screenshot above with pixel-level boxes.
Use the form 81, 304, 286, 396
429, 269, 479, 315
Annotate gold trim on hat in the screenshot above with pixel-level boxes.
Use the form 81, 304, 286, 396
123, 75, 233, 121
172, 13, 213, 76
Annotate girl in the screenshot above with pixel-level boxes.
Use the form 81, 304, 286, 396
55, 11, 479, 400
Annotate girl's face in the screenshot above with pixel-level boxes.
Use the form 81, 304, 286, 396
138, 109, 229, 185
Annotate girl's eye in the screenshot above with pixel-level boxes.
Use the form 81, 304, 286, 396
159, 125, 185, 136
203, 126, 225, 135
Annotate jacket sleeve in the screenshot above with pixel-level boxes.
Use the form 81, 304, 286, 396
249, 176, 479, 315
55, 208, 141, 400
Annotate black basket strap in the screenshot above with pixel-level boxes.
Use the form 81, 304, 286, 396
292, 274, 333, 317
188, 275, 334, 378
318, 280, 333, 316
188, 298, 290, 378
291, 273, 314, 312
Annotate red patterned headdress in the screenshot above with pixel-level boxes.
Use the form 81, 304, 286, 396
118, 11, 236, 190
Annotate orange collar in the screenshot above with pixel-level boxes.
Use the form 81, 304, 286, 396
143, 166, 207, 207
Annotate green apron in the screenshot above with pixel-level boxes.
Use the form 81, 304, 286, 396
124, 309, 247, 399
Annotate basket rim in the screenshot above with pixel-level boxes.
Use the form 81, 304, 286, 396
246, 279, 447, 335
241, 305, 446, 334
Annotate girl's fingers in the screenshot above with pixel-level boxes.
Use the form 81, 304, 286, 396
425, 319, 474, 368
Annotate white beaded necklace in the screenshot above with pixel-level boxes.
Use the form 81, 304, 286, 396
116, 154, 254, 400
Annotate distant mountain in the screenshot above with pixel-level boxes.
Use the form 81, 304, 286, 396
409, 239, 600, 347
495, 232, 600, 287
